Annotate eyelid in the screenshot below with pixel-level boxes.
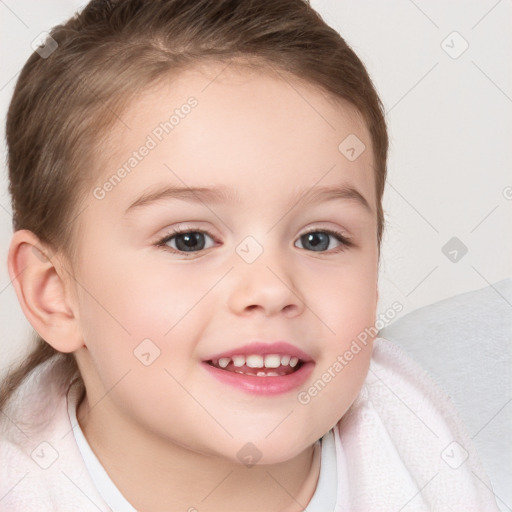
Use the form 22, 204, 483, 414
301, 226, 352, 242
152, 224, 218, 246
153, 223, 354, 257
297, 226, 354, 251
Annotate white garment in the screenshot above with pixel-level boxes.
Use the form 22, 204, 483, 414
68, 391, 138, 511
68, 396, 339, 511
0, 337, 500, 511
380, 277, 512, 511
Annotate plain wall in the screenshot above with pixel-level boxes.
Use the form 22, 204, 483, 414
1, 0, 511, 375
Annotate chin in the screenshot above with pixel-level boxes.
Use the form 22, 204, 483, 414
227, 433, 317, 467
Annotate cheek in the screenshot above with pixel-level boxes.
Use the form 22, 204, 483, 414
307, 254, 378, 332
75, 254, 215, 377
295, 256, 377, 424
74, 262, 208, 436
80, 249, 202, 331
302, 346, 372, 437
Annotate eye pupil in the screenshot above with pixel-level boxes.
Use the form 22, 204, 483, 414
176, 232, 205, 251
302, 232, 329, 251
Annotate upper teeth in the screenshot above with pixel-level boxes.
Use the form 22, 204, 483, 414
216, 354, 299, 369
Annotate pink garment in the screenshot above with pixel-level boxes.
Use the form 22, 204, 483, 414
0, 338, 500, 511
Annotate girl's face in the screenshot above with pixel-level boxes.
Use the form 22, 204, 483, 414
71, 63, 379, 464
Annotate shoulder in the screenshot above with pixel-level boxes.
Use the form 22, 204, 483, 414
0, 355, 72, 446
364, 337, 489, 442
333, 337, 499, 511
0, 358, 108, 511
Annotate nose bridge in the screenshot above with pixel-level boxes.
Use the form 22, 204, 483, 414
228, 233, 302, 316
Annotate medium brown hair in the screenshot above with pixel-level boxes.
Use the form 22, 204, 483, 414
1, 0, 388, 410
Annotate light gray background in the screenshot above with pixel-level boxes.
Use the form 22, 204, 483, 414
1, 2, 511, 369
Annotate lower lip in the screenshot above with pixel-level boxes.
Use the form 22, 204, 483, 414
201, 361, 315, 396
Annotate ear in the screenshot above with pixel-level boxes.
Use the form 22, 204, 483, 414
7, 229, 84, 353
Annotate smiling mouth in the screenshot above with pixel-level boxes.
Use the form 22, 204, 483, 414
205, 354, 305, 377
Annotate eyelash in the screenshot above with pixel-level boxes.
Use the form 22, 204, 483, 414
154, 226, 354, 256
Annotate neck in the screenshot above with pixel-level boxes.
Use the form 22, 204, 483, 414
76, 393, 321, 512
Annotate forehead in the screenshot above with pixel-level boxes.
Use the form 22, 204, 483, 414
91, 61, 375, 212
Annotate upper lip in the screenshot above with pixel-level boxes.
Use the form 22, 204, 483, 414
203, 341, 314, 363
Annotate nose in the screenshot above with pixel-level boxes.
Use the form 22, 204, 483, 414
226, 246, 305, 318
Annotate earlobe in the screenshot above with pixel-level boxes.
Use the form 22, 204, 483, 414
7, 229, 84, 353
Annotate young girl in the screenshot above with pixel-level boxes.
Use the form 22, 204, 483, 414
0, 1, 499, 510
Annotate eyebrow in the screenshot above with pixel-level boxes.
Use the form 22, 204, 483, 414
124, 183, 373, 215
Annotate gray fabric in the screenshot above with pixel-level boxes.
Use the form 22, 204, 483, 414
380, 278, 512, 512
